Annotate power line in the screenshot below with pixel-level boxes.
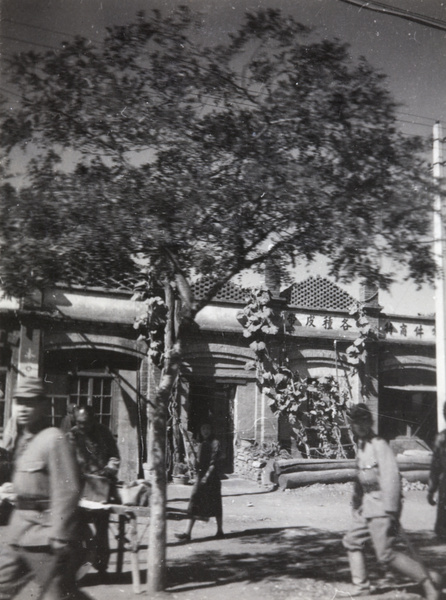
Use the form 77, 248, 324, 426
395, 118, 434, 129
0, 86, 23, 99
0, 83, 438, 131
397, 110, 437, 124
3, 18, 76, 40
1, 35, 62, 52
0, 56, 442, 127
1, 33, 442, 124
337, 0, 446, 32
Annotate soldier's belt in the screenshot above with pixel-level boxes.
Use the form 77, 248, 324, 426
16, 496, 51, 511
362, 484, 380, 493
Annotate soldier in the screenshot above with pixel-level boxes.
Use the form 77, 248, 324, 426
0, 376, 86, 600
342, 403, 441, 599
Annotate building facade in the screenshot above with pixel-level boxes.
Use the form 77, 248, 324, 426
0, 275, 437, 479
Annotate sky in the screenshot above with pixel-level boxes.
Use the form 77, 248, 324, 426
1, 0, 446, 315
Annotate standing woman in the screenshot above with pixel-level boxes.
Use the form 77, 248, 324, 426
176, 423, 224, 541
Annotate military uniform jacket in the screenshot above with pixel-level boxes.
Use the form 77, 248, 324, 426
428, 429, 446, 496
352, 436, 402, 519
8, 427, 81, 547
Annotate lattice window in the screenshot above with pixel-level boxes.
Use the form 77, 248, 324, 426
191, 279, 248, 303
281, 276, 355, 310
59, 260, 141, 292
47, 395, 70, 428
69, 374, 113, 428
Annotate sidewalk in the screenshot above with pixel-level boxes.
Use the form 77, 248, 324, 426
16, 479, 446, 599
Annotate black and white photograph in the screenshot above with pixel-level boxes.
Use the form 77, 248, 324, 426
1, 1, 446, 598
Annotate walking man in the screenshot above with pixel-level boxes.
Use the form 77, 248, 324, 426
343, 403, 441, 599
0, 376, 86, 599
68, 405, 120, 575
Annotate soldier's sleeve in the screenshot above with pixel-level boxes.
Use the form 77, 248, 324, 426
373, 437, 401, 514
351, 477, 364, 510
428, 432, 445, 495
47, 429, 81, 542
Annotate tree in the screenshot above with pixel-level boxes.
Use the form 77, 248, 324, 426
0, 7, 440, 591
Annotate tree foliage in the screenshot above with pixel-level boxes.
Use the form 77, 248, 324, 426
1, 8, 439, 592
0, 7, 439, 298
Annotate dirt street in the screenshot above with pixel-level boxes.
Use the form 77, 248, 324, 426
12, 478, 446, 600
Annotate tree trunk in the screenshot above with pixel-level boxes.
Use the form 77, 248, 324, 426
146, 379, 168, 592
147, 354, 180, 592
146, 272, 197, 593
147, 281, 179, 593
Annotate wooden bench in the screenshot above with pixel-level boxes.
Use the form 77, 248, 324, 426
79, 499, 150, 594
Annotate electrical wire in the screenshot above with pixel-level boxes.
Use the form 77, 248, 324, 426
1, 12, 444, 130
0, 82, 438, 135
1, 35, 63, 51
398, 111, 437, 124
1, 17, 99, 41
337, 0, 446, 32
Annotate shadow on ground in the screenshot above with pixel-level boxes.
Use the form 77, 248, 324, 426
77, 525, 445, 595
163, 527, 446, 594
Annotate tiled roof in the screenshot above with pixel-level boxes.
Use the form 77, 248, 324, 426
60, 263, 141, 293
280, 276, 355, 311
62, 269, 355, 311
191, 279, 249, 304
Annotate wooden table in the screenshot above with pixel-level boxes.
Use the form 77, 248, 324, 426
79, 499, 150, 594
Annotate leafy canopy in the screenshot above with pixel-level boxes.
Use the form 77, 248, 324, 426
0, 7, 438, 298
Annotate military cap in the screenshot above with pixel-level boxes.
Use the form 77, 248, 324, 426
14, 376, 45, 399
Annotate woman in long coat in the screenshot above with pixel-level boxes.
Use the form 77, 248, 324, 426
176, 423, 224, 541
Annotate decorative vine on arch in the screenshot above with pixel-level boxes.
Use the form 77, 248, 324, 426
237, 288, 355, 458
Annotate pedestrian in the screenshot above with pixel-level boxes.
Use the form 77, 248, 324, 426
0, 376, 87, 600
427, 401, 446, 539
176, 422, 224, 541
342, 403, 441, 599
68, 405, 120, 575
60, 403, 78, 434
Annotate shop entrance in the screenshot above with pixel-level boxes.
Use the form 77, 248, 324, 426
379, 368, 437, 447
188, 382, 235, 473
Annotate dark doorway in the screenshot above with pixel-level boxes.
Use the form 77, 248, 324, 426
379, 365, 437, 448
188, 382, 235, 473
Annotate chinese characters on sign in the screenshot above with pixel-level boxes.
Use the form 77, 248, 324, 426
305, 315, 316, 328
385, 321, 434, 340
289, 313, 354, 332
284, 312, 434, 341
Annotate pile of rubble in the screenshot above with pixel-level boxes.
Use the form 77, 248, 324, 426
234, 439, 289, 483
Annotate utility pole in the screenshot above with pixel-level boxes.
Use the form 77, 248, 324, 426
433, 122, 446, 431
